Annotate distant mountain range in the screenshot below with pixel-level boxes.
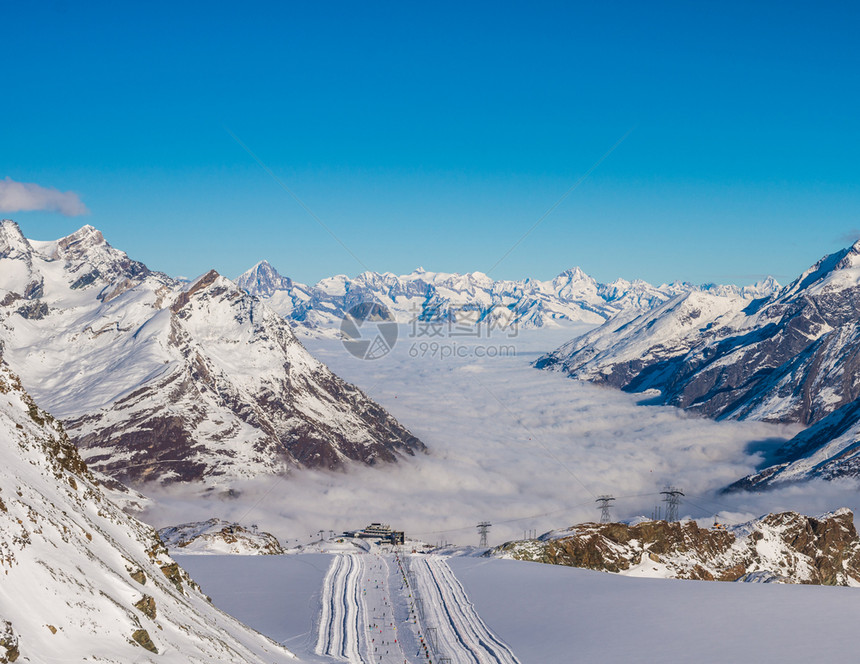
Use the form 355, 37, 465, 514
0, 220, 423, 486
537, 239, 860, 487
236, 260, 780, 331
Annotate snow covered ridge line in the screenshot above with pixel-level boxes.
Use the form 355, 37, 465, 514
536, 238, 860, 486
0, 219, 424, 485
235, 259, 780, 331
0, 358, 297, 663
493, 509, 860, 585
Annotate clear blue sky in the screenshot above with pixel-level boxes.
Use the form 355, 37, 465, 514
4, 1, 860, 286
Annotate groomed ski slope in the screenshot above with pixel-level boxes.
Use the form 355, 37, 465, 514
315, 553, 366, 661
406, 555, 521, 664
314, 552, 520, 664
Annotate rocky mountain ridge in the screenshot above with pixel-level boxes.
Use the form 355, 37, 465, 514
494, 509, 860, 585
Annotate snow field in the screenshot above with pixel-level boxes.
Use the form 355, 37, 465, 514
448, 557, 860, 664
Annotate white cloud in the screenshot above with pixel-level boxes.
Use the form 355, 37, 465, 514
0, 177, 89, 216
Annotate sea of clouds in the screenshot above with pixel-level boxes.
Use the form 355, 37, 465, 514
141, 324, 860, 547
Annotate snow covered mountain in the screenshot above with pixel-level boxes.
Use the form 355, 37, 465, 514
0, 220, 423, 486
537, 240, 860, 485
495, 509, 860, 585
537, 243, 860, 424
0, 358, 297, 663
236, 261, 779, 332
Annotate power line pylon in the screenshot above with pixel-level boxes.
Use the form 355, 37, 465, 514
596, 495, 615, 523
660, 486, 684, 522
477, 522, 491, 548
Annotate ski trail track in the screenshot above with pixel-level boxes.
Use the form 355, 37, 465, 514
315, 552, 365, 662
316, 552, 520, 664
315, 552, 409, 664
406, 555, 521, 664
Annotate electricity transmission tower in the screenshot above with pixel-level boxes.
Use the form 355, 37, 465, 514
477, 522, 491, 548
661, 486, 684, 522
596, 495, 615, 523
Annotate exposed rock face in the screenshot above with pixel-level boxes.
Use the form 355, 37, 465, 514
130, 628, 158, 653
158, 519, 285, 555
538, 240, 860, 485
236, 261, 779, 332
494, 509, 860, 586
0, 621, 18, 663
0, 219, 424, 485
0, 357, 296, 662
133, 595, 157, 620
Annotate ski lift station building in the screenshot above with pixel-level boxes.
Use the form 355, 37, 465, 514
344, 522, 405, 545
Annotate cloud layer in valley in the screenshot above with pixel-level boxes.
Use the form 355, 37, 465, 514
139, 325, 860, 547
0, 177, 88, 216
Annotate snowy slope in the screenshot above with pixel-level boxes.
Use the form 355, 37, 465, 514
0, 220, 423, 485
449, 556, 860, 664
538, 240, 860, 483
0, 358, 297, 663
235, 261, 778, 332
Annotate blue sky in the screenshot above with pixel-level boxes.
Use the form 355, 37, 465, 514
4, 1, 860, 285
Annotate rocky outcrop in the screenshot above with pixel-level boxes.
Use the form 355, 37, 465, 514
130, 628, 157, 653
158, 519, 285, 555
133, 595, 157, 620
494, 509, 860, 585
0, 621, 18, 663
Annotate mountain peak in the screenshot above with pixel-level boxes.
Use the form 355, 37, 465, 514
236, 260, 292, 296
556, 266, 591, 281
57, 224, 106, 256
0, 219, 31, 259
780, 244, 860, 298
